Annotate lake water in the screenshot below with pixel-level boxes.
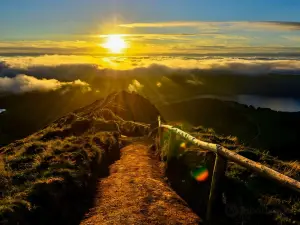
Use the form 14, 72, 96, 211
205, 95, 300, 112
233, 95, 300, 112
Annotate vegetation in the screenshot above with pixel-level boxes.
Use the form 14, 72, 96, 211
0, 90, 299, 224
0, 126, 119, 224
0, 91, 158, 225
160, 124, 300, 224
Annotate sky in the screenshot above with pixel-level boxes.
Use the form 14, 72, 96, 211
1, 0, 300, 55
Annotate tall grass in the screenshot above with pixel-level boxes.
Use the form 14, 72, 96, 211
159, 123, 300, 225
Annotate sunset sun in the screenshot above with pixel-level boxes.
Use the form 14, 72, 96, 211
103, 35, 127, 53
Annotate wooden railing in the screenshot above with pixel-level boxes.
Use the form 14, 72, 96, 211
157, 116, 300, 222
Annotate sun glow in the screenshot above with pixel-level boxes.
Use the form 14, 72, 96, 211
102, 35, 128, 53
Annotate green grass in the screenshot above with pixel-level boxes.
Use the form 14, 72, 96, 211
0, 98, 153, 225
0, 130, 119, 225
159, 123, 300, 225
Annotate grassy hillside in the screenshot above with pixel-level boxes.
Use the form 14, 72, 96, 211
0, 131, 119, 225
159, 123, 300, 224
0, 91, 160, 225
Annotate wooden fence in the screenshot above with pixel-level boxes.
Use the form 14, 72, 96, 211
157, 116, 300, 222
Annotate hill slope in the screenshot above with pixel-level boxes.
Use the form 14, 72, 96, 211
0, 91, 162, 225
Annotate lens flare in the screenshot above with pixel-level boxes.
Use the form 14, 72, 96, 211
180, 142, 186, 149
191, 167, 209, 182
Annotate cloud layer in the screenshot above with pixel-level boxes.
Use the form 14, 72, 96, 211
0, 74, 90, 94
2, 55, 300, 78
119, 21, 300, 31
0, 54, 299, 99
1, 54, 300, 99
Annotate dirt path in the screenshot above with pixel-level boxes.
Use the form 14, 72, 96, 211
80, 143, 201, 225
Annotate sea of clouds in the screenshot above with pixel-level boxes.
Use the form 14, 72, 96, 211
1, 54, 300, 94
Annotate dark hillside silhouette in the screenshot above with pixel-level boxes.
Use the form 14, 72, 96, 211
159, 98, 300, 159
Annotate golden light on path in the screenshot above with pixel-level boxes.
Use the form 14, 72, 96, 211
103, 35, 127, 53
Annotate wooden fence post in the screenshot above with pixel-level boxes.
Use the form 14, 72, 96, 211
206, 153, 227, 223
158, 116, 163, 149
168, 132, 176, 157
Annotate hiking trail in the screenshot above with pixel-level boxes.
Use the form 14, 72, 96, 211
80, 143, 201, 225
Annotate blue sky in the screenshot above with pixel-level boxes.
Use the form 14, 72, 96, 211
1, 0, 300, 54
